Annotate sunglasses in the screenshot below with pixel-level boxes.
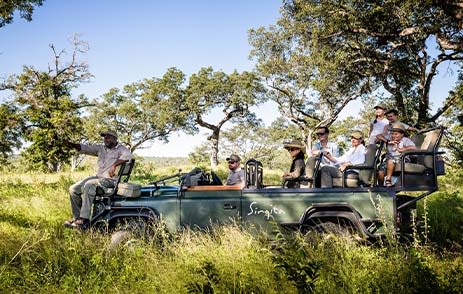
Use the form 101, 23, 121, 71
287, 148, 298, 151
316, 132, 326, 136
228, 161, 236, 164
350, 136, 361, 140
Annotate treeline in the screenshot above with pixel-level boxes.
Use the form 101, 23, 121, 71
1, 0, 462, 172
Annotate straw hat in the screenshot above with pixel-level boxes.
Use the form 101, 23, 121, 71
391, 123, 406, 133
350, 130, 364, 140
283, 139, 306, 154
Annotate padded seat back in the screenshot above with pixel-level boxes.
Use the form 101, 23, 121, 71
420, 129, 440, 168
245, 159, 263, 188
358, 144, 377, 185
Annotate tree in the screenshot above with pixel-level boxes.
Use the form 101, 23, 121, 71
278, 0, 463, 128
0, 102, 23, 164
0, 0, 44, 27
85, 68, 192, 153
3, 37, 91, 172
220, 118, 300, 169
249, 6, 372, 147
440, 76, 463, 166
185, 67, 267, 168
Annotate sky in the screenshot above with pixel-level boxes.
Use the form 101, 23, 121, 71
0, 0, 459, 157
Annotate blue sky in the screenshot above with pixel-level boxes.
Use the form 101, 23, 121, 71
0, 0, 459, 157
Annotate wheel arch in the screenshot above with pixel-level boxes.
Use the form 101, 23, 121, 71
92, 206, 159, 230
298, 203, 375, 239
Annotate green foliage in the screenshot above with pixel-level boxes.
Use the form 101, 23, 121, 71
1, 164, 463, 292
184, 67, 268, 167
220, 117, 301, 170
85, 68, 193, 152
5, 39, 91, 172
440, 78, 463, 166
251, 0, 463, 130
0, 103, 23, 165
0, 0, 44, 27
188, 142, 210, 167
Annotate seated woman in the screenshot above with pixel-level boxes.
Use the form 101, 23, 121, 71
282, 139, 306, 188
378, 123, 417, 187
320, 131, 366, 188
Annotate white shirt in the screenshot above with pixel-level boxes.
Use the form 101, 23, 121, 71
368, 117, 389, 144
334, 144, 366, 172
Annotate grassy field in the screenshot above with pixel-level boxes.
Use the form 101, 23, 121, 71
0, 163, 462, 293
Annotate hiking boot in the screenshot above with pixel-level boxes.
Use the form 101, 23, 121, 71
63, 218, 77, 228
70, 218, 90, 230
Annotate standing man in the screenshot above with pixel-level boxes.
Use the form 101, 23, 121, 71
226, 154, 245, 187
376, 109, 418, 143
64, 131, 132, 229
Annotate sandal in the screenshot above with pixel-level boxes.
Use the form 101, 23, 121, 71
385, 179, 393, 187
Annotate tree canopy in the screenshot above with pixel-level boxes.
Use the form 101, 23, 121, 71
184, 67, 267, 168
85, 68, 192, 153
278, 0, 462, 127
0, 0, 44, 27
2, 38, 91, 171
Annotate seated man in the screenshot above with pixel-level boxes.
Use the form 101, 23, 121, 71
306, 126, 339, 180
226, 154, 245, 187
64, 131, 132, 229
378, 123, 417, 187
320, 131, 366, 188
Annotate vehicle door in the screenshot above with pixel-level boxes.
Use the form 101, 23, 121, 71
241, 187, 309, 233
180, 186, 242, 229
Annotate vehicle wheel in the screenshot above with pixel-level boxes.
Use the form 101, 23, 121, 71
108, 217, 152, 249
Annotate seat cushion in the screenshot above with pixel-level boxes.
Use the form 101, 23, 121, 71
333, 173, 359, 188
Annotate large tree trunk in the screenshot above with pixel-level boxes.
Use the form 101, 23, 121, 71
209, 135, 219, 169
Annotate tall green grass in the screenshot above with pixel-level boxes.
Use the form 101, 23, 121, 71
1, 166, 463, 293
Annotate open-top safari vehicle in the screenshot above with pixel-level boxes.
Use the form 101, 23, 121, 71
90, 127, 445, 241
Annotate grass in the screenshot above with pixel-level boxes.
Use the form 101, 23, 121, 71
0, 164, 463, 293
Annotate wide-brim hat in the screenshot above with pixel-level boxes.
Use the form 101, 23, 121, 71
351, 130, 364, 140
283, 139, 306, 153
374, 104, 386, 110
100, 130, 118, 139
390, 123, 405, 133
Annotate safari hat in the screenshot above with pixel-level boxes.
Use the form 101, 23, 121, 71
100, 130, 118, 139
226, 154, 241, 162
350, 130, 364, 140
283, 139, 306, 154
374, 104, 386, 110
390, 123, 405, 133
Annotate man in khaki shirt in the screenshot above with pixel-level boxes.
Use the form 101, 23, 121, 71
64, 131, 132, 229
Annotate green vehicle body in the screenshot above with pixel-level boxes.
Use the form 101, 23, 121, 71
91, 126, 445, 240
92, 174, 400, 240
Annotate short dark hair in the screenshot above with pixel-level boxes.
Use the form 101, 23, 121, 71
385, 109, 399, 116
316, 126, 330, 134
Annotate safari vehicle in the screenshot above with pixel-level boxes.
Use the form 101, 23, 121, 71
90, 127, 445, 240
